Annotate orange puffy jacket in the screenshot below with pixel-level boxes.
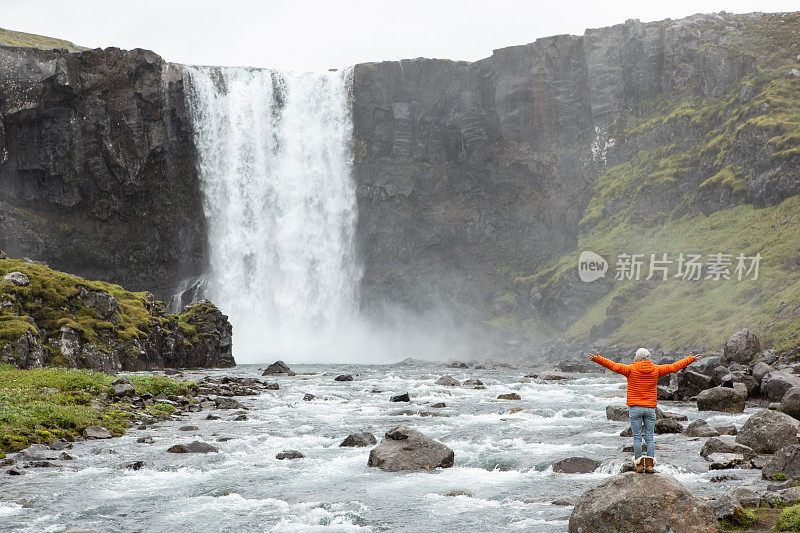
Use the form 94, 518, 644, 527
594, 355, 695, 408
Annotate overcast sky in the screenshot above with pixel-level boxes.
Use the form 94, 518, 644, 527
3, 0, 799, 71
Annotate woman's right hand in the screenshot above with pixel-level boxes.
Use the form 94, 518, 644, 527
587, 353, 598, 361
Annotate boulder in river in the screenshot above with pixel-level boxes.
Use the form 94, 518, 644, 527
262, 360, 295, 376
781, 387, 800, 420
435, 375, 460, 386
214, 397, 245, 410
762, 445, 800, 481
654, 418, 683, 434
334, 374, 353, 382
276, 450, 304, 460
551, 457, 600, 474
390, 393, 410, 402
340, 433, 377, 447
761, 371, 800, 401
537, 371, 572, 381
696, 386, 746, 413
700, 437, 755, 461
83, 426, 112, 439
167, 441, 218, 454
676, 371, 712, 400
723, 328, 761, 364
684, 419, 721, 437
462, 378, 484, 388
497, 393, 521, 400
367, 426, 454, 471
735, 409, 799, 453
568, 472, 720, 533
606, 405, 628, 421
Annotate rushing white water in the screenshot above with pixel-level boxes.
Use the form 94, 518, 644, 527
182, 66, 360, 363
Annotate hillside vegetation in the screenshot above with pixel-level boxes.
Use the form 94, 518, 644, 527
0, 27, 86, 51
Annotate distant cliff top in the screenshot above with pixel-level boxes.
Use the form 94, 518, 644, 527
0, 27, 86, 52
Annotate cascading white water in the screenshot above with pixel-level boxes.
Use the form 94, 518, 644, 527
182, 66, 360, 363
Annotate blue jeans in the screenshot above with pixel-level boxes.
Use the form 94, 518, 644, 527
629, 406, 656, 460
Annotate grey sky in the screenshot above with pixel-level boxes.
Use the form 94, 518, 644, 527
3, 0, 799, 71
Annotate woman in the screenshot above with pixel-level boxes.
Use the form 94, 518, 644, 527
587, 348, 700, 473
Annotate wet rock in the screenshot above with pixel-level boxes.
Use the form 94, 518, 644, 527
340, 433, 378, 447
551, 457, 600, 474
781, 387, 800, 420
736, 409, 799, 453
684, 419, 721, 437
8, 468, 22, 475
654, 418, 683, 434
606, 405, 628, 421
233, 414, 247, 421
262, 360, 295, 376
723, 329, 761, 364
714, 424, 737, 436
18, 444, 55, 461
708, 494, 751, 525
497, 393, 521, 400
334, 374, 353, 382
136, 436, 155, 444
752, 361, 774, 383
3, 271, 30, 286
125, 461, 144, 470
762, 445, 800, 481
83, 426, 112, 439
431, 402, 446, 408
391, 393, 410, 402
552, 497, 577, 506
657, 386, 676, 400
462, 378, 484, 387
303, 393, 315, 401
568, 472, 719, 533
761, 371, 800, 401
730, 487, 760, 507
676, 371, 712, 400
180, 425, 200, 431
367, 426, 454, 471
435, 375, 460, 386
700, 437, 755, 461
696, 386, 745, 413
276, 450, 304, 460
263, 382, 279, 390
166, 441, 218, 453
59, 452, 74, 460
707, 453, 745, 470
537, 371, 572, 381
205, 415, 220, 421
214, 397, 245, 410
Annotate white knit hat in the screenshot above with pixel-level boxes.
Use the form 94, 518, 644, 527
634, 348, 651, 362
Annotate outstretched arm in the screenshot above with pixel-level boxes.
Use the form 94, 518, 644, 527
657, 352, 700, 377
588, 353, 632, 377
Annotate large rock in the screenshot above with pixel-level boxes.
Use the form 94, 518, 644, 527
700, 437, 755, 461
167, 441, 218, 454
684, 419, 721, 437
676, 371, 712, 400
782, 387, 800, 420
340, 433, 378, 447
568, 472, 720, 533
752, 361, 774, 384
367, 426, 454, 471
606, 405, 629, 421
735, 409, 799, 454
262, 361, 295, 376
2, 271, 29, 286
762, 445, 800, 481
551, 457, 600, 473
723, 329, 761, 364
761, 371, 800, 401
83, 426, 112, 439
435, 375, 460, 386
696, 386, 746, 413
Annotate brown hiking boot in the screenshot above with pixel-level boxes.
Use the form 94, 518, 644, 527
634, 457, 644, 473
644, 457, 655, 473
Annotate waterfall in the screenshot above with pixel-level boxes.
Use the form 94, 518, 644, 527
182, 66, 360, 363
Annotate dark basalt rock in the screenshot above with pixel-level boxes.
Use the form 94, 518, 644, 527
390, 393, 410, 402
167, 441, 218, 454
334, 374, 353, 382
340, 433, 378, 447
0, 47, 205, 301
551, 457, 600, 474
569, 472, 720, 533
262, 361, 295, 376
367, 426, 454, 471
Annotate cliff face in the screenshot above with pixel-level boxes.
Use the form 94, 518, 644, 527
0, 46, 204, 300
352, 12, 800, 353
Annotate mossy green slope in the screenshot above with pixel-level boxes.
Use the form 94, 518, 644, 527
0, 364, 195, 454
0, 27, 86, 52
495, 12, 800, 355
